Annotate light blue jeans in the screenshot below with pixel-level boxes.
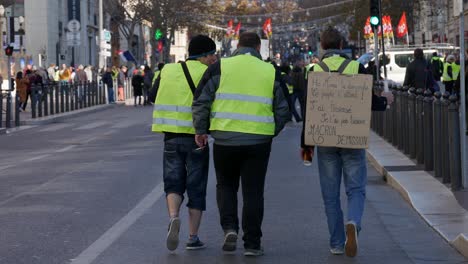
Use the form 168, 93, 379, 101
316, 146, 367, 249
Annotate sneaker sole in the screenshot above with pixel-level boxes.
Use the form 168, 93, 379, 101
222, 233, 237, 252
166, 218, 180, 251
186, 244, 207, 250
345, 224, 357, 257
244, 251, 264, 257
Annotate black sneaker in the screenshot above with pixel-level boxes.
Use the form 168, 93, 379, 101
166, 217, 180, 251
186, 237, 206, 250
244, 247, 264, 257
222, 230, 237, 252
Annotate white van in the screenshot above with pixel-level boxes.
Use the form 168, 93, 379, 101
359, 44, 459, 84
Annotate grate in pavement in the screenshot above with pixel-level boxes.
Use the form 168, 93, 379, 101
384, 165, 424, 172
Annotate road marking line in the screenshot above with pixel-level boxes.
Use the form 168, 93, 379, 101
55, 145, 76, 153
70, 182, 165, 264
25, 154, 51, 162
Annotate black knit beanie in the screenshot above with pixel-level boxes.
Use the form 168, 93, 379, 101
188, 35, 216, 59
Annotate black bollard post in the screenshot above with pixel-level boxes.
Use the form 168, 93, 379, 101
31, 85, 37, 119
15, 90, 20, 126
402, 86, 410, 154
37, 85, 43, 118
441, 92, 451, 183
392, 85, 398, 146
408, 87, 417, 159
65, 83, 70, 112
60, 83, 65, 113
0, 92, 3, 128
423, 89, 434, 171
433, 92, 442, 178
448, 94, 462, 190
415, 88, 425, 164
44, 84, 49, 116
50, 83, 55, 115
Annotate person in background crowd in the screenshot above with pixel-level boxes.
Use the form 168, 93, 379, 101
75, 65, 88, 83
47, 64, 56, 82
15, 71, 29, 111
143, 65, 153, 105
443, 55, 458, 94
280, 64, 301, 122
59, 64, 71, 84
291, 59, 307, 122
431, 52, 444, 84
403, 48, 432, 90
192, 32, 290, 257
152, 63, 165, 86
301, 27, 394, 258
102, 67, 115, 104
150, 35, 218, 252
131, 69, 144, 106
118, 66, 127, 101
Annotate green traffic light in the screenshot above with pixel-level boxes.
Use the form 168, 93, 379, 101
155, 29, 163, 40
370, 16, 379, 26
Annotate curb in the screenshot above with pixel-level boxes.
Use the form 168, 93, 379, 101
366, 136, 468, 258
0, 128, 5, 135
21, 104, 116, 126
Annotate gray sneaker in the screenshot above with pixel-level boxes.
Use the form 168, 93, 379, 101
345, 221, 358, 257
330, 247, 344, 255
222, 230, 238, 252
244, 247, 264, 257
166, 217, 180, 251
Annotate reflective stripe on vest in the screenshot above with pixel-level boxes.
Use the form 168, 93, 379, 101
152, 61, 207, 134
452, 63, 461, 81
210, 54, 276, 135
443, 63, 453, 81
313, 56, 359, 74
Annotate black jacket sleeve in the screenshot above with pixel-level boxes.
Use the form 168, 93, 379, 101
148, 74, 161, 104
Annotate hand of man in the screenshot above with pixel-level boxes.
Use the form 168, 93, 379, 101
381, 91, 394, 105
195, 134, 208, 148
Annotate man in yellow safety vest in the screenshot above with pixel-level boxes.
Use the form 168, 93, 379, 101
192, 32, 290, 257
149, 35, 217, 252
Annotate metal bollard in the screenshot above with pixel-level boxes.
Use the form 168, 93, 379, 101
87, 82, 92, 107
415, 88, 425, 164
31, 85, 37, 119
423, 89, 434, 171
43, 85, 49, 117
408, 88, 417, 159
433, 92, 442, 178
15, 90, 20, 126
65, 84, 70, 112
396, 85, 404, 150
441, 92, 451, 183
386, 85, 394, 143
50, 83, 55, 115
37, 86, 43, 118
0, 92, 3, 128
448, 94, 462, 190
60, 83, 65, 113
392, 85, 398, 146
401, 86, 410, 154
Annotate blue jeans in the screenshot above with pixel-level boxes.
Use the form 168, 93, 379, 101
316, 146, 367, 249
163, 137, 209, 211
107, 87, 115, 103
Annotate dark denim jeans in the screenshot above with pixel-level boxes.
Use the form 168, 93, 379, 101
316, 146, 367, 249
107, 87, 115, 103
213, 142, 272, 250
163, 137, 209, 211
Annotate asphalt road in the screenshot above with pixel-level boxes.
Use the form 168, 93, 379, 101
0, 105, 466, 264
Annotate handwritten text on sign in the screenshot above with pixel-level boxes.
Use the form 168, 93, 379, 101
305, 72, 373, 149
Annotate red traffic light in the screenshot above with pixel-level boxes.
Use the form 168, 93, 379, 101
4, 46, 13, 56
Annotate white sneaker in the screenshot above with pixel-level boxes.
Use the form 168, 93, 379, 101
222, 230, 237, 252
345, 221, 358, 257
330, 247, 344, 255
166, 217, 180, 251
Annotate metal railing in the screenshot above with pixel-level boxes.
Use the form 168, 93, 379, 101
29, 81, 106, 119
371, 82, 462, 190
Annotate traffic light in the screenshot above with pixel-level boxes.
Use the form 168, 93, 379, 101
4, 46, 13, 56
155, 29, 163, 40
370, 0, 380, 26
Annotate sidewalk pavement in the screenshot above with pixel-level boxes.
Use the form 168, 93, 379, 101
367, 131, 468, 258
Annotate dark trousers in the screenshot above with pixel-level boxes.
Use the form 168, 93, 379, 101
213, 141, 272, 250
290, 89, 305, 121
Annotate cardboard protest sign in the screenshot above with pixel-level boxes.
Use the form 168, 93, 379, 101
305, 72, 373, 149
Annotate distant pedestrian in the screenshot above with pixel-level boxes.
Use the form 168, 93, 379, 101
102, 67, 115, 104
291, 59, 307, 121
301, 27, 394, 257
403, 48, 432, 90
192, 32, 290, 257
143, 65, 153, 105
15, 71, 29, 111
443, 55, 458, 94
117, 66, 127, 101
430, 52, 444, 83
150, 35, 218, 252
131, 70, 144, 106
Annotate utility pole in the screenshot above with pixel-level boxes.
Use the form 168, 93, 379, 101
98, 0, 104, 70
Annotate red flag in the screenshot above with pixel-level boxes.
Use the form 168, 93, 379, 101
364, 17, 373, 39
263, 18, 272, 39
396, 12, 408, 38
226, 20, 234, 38
234, 22, 241, 40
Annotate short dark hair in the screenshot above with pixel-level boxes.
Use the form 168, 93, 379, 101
320, 27, 343, 50
238, 32, 261, 49
414, 48, 424, 59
